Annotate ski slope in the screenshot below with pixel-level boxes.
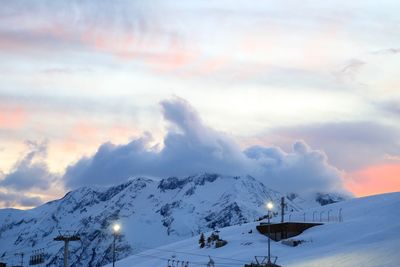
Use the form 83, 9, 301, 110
105, 192, 400, 267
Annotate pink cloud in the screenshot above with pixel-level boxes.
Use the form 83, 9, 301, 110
81, 28, 140, 59
80, 26, 200, 72
0, 106, 27, 129
346, 163, 400, 197
0, 15, 199, 73
69, 121, 139, 142
74, 122, 100, 139
46, 122, 140, 173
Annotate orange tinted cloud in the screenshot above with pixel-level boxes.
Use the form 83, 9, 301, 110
346, 163, 400, 197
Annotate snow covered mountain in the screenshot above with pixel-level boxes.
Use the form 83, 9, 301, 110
0, 173, 344, 267
105, 192, 400, 267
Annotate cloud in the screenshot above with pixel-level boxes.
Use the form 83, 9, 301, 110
384, 154, 400, 161
334, 58, 366, 84
341, 59, 365, 76
0, 1, 197, 71
260, 122, 400, 171
64, 98, 251, 187
64, 97, 348, 196
346, 163, 400, 197
376, 100, 400, 116
0, 191, 43, 208
0, 141, 57, 191
372, 48, 400, 55
0, 104, 28, 130
0, 140, 60, 208
244, 142, 345, 194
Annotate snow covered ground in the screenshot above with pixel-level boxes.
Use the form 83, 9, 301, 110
105, 192, 400, 267
0, 174, 346, 266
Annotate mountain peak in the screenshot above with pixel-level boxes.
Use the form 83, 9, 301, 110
0, 173, 346, 267
157, 173, 221, 192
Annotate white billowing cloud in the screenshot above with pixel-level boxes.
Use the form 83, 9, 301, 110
64, 97, 348, 196
244, 142, 346, 195
263, 121, 400, 171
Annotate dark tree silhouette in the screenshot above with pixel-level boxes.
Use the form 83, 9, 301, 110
199, 233, 205, 248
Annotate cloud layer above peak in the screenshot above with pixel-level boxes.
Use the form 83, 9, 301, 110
0, 141, 60, 208
64, 97, 348, 196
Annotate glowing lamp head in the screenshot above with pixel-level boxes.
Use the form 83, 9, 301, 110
266, 202, 274, 210
113, 224, 121, 233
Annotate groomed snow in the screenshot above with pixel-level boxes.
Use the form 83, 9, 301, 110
105, 192, 400, 267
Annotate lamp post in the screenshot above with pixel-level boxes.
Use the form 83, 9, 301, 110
266, 201, 274, 264
112, 224, 121, 267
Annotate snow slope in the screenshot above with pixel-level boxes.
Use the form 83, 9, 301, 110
0, 173, 337, 267
105, 192, 400, 267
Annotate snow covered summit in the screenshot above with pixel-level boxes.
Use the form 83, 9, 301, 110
0, 173, 344, 266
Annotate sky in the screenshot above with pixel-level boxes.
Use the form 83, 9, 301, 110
0, 0, 399, 209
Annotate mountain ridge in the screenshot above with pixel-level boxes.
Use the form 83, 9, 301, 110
0, 173, 347, 266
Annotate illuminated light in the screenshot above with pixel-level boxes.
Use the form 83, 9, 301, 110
113, 224, 121, 233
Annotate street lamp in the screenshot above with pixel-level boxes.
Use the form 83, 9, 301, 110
265, 201, 274, 264
112, 223, 121, 267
